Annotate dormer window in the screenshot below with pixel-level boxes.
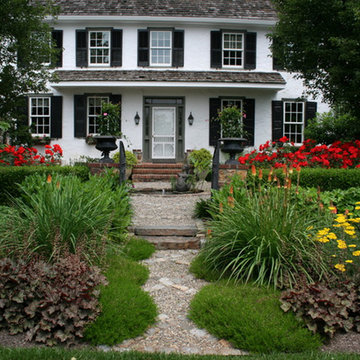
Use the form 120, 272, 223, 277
150, 31, 172, 66
222, 33, 244, 68
89, 31, 110, 66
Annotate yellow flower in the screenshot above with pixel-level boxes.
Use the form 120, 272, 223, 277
355, 202, 360, 205
328, 206, 336, 211
333, 224, 342, 228
327, 232, 337, 240
331, 255, 337, 257
355, 206, 360, 210
337, 240, 347, 249
334, 264, 346, 272
345, 260, 353, 263
317, 237, 330, 243
349, 244, 357, 248
353, 251, 360, 256
317, 228, 330, 236
345, 230, 356, 236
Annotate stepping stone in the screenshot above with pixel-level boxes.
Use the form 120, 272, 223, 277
142, 236, 200, 250
134, 225, 198, 237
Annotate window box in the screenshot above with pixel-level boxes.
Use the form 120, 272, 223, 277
32, 135, 51, 145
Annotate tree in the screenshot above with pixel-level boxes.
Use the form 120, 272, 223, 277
0, 0, 58, 144
270, 0, 360, 120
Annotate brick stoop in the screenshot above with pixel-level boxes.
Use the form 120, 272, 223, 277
132, 163, 183, 182
132, 225, 202, 250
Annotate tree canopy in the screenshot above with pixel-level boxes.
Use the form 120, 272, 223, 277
271, 0, 360, 119
0, 0, 58, 142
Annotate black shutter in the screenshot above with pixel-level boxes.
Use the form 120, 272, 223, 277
138, 29, 149, 67
76, 30, 87, 67
244, 32, 256, 70
17, 96, 29, 127
210, 31, 222, 68
74, 95, 87, 137
209, 98, 221, 146
173, 30, 184, 67
272, 101, 284, 141
110, 94, 122, 132
51, 30, 63, 67
50, 96, 62, 138
111, 29, 122, 67
305, 102, 317, 128
243, 99, 255, 146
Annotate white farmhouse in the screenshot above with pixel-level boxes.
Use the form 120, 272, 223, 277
26, 0, 329, 163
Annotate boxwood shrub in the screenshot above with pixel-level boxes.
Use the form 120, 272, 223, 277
0, 165, 90, 205
248, 168, 360, 191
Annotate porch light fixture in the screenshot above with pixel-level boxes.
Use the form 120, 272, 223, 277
134, 112, 140, 125
187, 112, 194, 126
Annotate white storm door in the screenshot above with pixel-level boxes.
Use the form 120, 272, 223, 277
152, 107, 176, 159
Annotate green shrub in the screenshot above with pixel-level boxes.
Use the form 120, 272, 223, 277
199, 185, 330, 288
304, 111, 360, 144
0, 173, 131, 263
112, 150, 138, 168
188, 148, 212, 183
0, 165, 90, 205
0, 256, 106, 346
84, 254, 156, 345
189, 282, 322, 353
281, 281, 359, 338
193, 198, 213, 219
122, 237, 155, 261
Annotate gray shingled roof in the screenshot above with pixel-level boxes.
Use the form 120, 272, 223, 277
48, 0, 277, 20
54, 70, 285, 84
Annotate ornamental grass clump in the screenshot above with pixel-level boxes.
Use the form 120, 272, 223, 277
200, 166, 330, 288
0, 173, 131, 264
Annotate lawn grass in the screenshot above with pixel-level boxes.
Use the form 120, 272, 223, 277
122, 237, 156, 261
83, 253, 157, 346
189, 282, 322, 354
0, 348, 360, 360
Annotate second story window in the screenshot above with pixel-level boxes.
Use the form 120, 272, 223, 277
87, 96, 109, 134
89, 31, 110, 66
222, 33, 244, 68
30, 97, 51, 136
150, 31, 172, 66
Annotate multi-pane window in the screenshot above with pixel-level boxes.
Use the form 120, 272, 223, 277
150, 31, 172, 66
284, 101, 304, 144
87, 96, 109, 134
222, 33, 244, 67
221, 99, 243, 110
30, 97, 51, 136
89, 31, 110, 65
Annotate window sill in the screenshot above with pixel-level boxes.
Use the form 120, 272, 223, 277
32, 136, 51, 145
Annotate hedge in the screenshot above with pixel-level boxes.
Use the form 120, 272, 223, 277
0, 165, 90, 205
248, 168, 360, 191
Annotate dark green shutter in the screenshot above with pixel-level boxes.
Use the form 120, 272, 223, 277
305, 102, 317, 128
76, 30, 87, 67
138, 29, 149, 66
209, 98, 221, 146
243, 99, 255, 146
17, 96, 29, 127
51, 96, 62, 138
110, 95, 122, 132
111, 29, 122, 67
51, 30, 63, 67
272, 101, 284, 141
74, 95, 87, 137
244, 32, 256, 70
210, 31, 222, 68
172, 30, 184, 67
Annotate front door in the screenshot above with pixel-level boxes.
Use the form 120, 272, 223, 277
152, 107, 176, 159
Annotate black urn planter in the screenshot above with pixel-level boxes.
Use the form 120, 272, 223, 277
220, 137, 247, 165
94, 136, 118, 163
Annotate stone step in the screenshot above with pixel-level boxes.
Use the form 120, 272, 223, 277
133, 168, 182, 175
134, 163, 183, 169
132, 174, 176, 182
141, 236, 200, 250
134, 225, 198, 237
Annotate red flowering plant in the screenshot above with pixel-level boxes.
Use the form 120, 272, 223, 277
0, 144, 63, 166
239, 137, 360, 169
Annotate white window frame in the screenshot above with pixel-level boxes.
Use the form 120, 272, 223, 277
220, 98, 243, 137
87, 96, 109, 135
283, 101, 305, 144
150, 30, 172, 67
29, 96, 51, 137
88, 30, 111, 67
222, 32, 244, 68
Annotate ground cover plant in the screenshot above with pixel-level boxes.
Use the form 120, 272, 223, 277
189, 282, 322, 354
84, 251, 157, 346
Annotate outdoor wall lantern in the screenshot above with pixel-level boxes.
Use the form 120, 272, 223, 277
134, 112, 140, 125
187, 112, 194, 126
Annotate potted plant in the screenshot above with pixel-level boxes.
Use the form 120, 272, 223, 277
94, 102, 121, 163
217, 106, 248, 164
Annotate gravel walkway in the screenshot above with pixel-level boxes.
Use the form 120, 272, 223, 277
115, 182, 247, 355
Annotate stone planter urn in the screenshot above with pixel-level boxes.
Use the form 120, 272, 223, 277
220, 137, 247, 165
94, 135, 118, 163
